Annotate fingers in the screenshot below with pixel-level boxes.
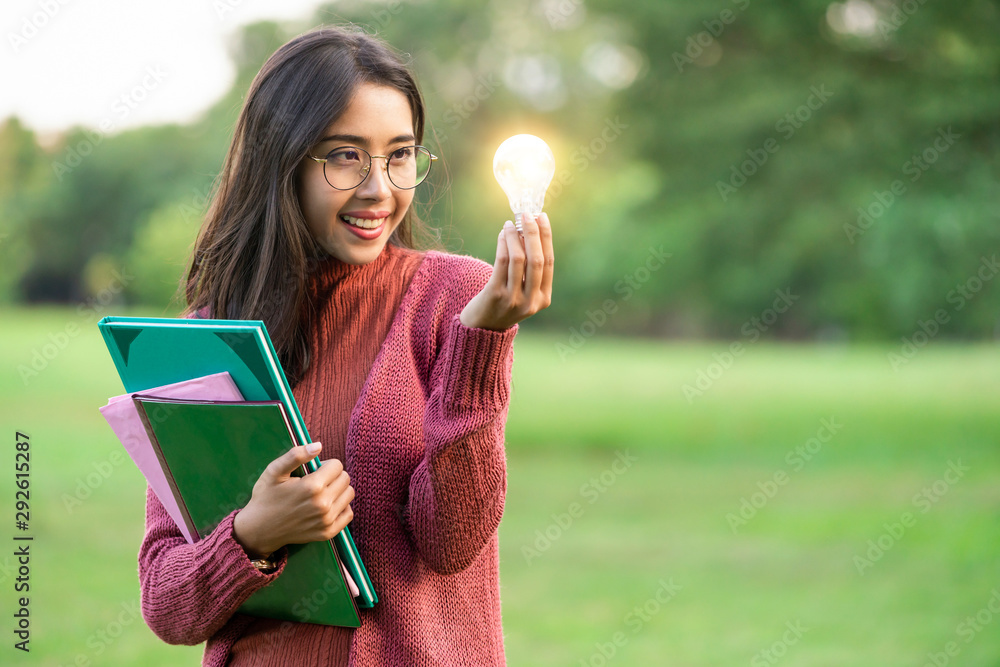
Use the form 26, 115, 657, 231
519, 213, 546, 297
260, 445, 351, 506
246, 443, 356, 548
322, 487, 356, 538
493, 221, 512, 291
308, 457, 352, 501
323, 505, 354, 540
499, 213, 552, 306
499, 219, 520, 291
313, 458, 351, 494
538, 213, 554, 303
263, 442, 322, 483
293, 458, 354, 540
314, 460, 354, 538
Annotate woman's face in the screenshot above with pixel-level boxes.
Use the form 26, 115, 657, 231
297, 82, 417, 265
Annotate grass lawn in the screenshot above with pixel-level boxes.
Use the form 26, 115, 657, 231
2, 305, 998, 666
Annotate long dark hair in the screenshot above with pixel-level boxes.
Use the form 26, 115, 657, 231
182, 25, 442, 386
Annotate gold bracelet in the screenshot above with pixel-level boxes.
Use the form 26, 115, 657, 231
250, 556, 277, 573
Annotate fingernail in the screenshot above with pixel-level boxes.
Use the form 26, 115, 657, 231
306, 442, 322, 454
504, 220, 514, 229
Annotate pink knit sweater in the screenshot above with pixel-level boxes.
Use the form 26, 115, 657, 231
137, 244, 517, 665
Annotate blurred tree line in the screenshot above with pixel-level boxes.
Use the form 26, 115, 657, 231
1, 0, 998, 341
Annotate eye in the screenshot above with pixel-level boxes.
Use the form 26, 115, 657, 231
391, 147, 414, 161
327, 148, 363, 166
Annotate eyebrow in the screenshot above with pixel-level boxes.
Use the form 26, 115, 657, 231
318, 133, 416, 145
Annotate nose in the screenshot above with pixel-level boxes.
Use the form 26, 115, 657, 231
356, 157, 392, 200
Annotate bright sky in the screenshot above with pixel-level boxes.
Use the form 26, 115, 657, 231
1, 0, 329, 141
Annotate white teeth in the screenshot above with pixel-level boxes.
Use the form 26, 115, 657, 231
341, 215, 386, 230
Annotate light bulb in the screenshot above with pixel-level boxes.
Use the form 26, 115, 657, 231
492, 134, 555, 231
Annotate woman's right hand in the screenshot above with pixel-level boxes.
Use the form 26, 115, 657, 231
232, 442, 355, 559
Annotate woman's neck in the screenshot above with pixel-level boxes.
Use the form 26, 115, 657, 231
307, 243, 397, 292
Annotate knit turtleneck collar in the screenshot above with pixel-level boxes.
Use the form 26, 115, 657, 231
307, 243, 399, 293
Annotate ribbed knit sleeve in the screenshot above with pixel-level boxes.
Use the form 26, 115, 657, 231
404, 257, 518, 575
137, 484, 289, 645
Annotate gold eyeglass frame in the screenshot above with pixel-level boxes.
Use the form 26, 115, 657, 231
307, 145, 438, 190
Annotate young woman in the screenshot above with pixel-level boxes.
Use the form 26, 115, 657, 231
136, 25, 553, 667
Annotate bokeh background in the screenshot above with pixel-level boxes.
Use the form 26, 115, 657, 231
2, 0, 999, 665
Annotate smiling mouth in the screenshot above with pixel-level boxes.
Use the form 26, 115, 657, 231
340, 215, 387, 230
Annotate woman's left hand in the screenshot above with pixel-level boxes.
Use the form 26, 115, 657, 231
460, 212, 554, 331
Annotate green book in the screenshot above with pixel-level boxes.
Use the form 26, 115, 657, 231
97, 315, 377, 611
133, 394, 360, 627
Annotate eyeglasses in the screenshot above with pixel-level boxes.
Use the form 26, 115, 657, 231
307, 145, 438, 190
